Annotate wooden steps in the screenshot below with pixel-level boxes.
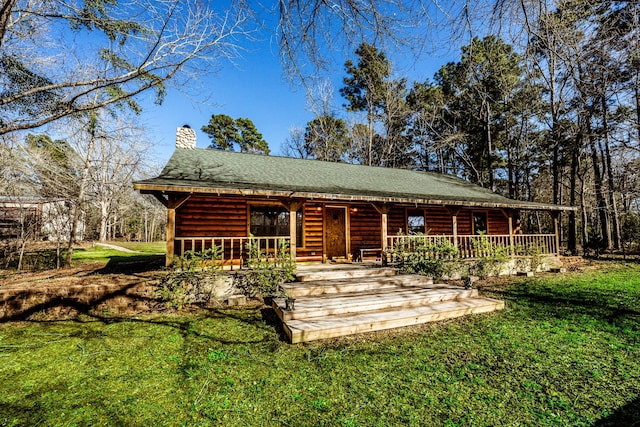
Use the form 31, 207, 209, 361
273, 266, 505, 343
274, 286, 478, 321
295, 267, 397, 282
283, 298, 505, 344
282, 275, 434, 298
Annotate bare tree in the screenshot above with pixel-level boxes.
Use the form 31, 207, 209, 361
303, 79, 351, 161
0, 0, 254, 135
306, 79, 338, 118
84, 116, 149, 242
275, 0, 473, 82
282, 126, 311, 159
377, 77, 412, 168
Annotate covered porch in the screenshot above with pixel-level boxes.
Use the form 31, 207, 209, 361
163, 197, 563, 269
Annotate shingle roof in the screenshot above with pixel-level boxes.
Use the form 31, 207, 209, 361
134, 149, 572, 211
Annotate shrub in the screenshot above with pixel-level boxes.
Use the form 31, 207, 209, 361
240, 237, 296, 298
525, 243, 545, 272
470, 246, 510, 278
392, 234, 460, 280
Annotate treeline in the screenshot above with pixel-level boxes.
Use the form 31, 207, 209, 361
283, 2, 640, 254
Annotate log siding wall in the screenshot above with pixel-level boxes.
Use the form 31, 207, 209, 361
300, 204, 323, 260
176, 196, 248, 238
427, 207, 454, 234
349, 204, 382, 257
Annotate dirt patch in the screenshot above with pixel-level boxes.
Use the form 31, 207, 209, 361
0, 262, 168, 320
2, 263, 144, 288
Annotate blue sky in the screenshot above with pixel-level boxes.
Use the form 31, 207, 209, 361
140, 42, 314, 164
140, 34, 459, 166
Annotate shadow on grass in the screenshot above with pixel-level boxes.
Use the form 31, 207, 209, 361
482, 279, 640, 326
0, 253, 171, 322
0, 306, 286, 425
3, 296, 285, 345
95, 254, 166, 274
101, 307, 287, 346
0, 381, 133, 427
0, 281, 156, 323
594, 397, 640, 426
584, 254, 640, 264
509, 288, 639, 319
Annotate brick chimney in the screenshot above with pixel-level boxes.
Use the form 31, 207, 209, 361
176, 125, 196, 149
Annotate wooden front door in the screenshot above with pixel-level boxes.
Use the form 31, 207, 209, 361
325, 207, 347, 260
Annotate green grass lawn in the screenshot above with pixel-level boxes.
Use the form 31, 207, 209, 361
72, 244, 165, 269
108, 241, 166, 254
1, 262, 638, 426
2, 243, 164, 271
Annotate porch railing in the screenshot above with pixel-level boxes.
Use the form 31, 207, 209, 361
387, 234, 558, 259
173, 233, 557, 268
173, 236, 290, 269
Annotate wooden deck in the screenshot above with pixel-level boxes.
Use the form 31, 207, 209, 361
273, 265, 504, 343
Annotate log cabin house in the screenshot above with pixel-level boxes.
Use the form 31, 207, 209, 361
134, 127, 573, 268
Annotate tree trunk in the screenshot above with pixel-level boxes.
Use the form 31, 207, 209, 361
485, 103, 494, 191
65, 124, 96, 267
580, 175, 589, 255
368, 120, 373, 166
99, 201, 109, 242
0, 0, 16, 48
636, 76, 640, 145
56, 240, 61, 269
17, 238, 25, 271
587, 120, 611, 250
506, 110, 514, 199
545, 47, 561, 207
144, 209, 149, 242
567, 135, 579, 255
552, 133, 560, 206
601, 95, 621, 249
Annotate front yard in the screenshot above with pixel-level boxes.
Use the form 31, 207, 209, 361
0, 260, 638, 426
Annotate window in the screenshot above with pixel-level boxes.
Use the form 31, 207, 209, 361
249, 205, 303, 246
407, 210, 425, 235
473, 212, 488, 235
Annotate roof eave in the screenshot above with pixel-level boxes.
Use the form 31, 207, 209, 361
134, 182, 576, 212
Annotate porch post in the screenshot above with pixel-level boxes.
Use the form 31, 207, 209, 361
446, 207, 461, 249
283, 200, 303, 261
508, 215, 514, 255
289, 212, 297, 259
502, 209, 515, 256
165, 194, 191, 267
166, 207, 175, 267
371, 203, 390, 251
551, 210, 561, 256
381, 212, 388, 251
